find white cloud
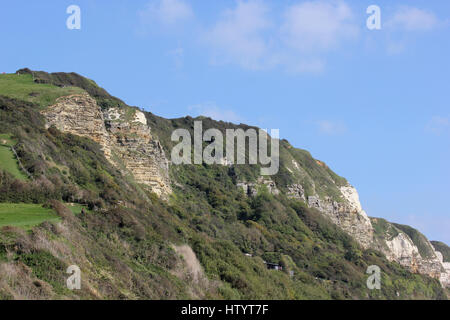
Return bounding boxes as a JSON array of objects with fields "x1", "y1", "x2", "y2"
[
  {"x1": 188, "y1": 102, "x2": 244, "y2": 124},
  {"x1": 426, "y1": 116, "x2": 450, "y2": 135},
  {"x1": 139, "y1": 0, "x2": 193, "y2": 27},
  {"x1": 202, "y1": 0, "x2": 358, "y2": 73},
  {"x1": 138, "y1": 0, "x2": 360, "y2": 73},
  {"x1": 281, "y1": 1, "x2": 358, "y2": 53},
  {"x1": 386, "y1": 7, "x2": 439, "y2": 31},
  {"x1": 204, "y1": 0, "x2": 272, "y2": 70},
  {"x1": 316, "y1": 120, "x2": 347, "y2": 135}
]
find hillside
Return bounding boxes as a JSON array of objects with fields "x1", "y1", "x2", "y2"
[{"x1": 0, "y1": 69, "x2": 448, "y2": 300}]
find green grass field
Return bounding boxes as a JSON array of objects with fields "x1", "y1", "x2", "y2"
[
  {"x1": 66, "y1": 203, "x2": 90, "y2": 215},
  {"x1": 0, "y1": 73, "x2": 85, "y2": 108},
  {"x1": 0, "y1": 133, "x2": 16, "y2": 146},
  {"x1": 0, "y1": 203, "x2": 60, "y2": 229},
  {"x1": 0, "y1": 134, "x2": 28, "y2": 181}
]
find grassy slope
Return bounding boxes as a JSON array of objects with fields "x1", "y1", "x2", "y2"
[
  {"x1": 0, "y1": 73, "x2": 84, "y2": 108},
  {"x1": 0, "y1": 71, "x2": 446, "y2": 300},
  {"x1": 0, "y1": 203, "x2": 59, "y2": 229},
  {"x1": 15, "y1": 68, "x2": 127, "y2": 110},
  {"x1": 0, "y1": 134, "x2": 28, "y2": 181},
  {"x1": 0, "y1": 146, "x2": 27, "y2": 181}
]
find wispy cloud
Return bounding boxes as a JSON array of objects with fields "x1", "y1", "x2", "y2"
[
  {"x1": 281, "y1": 1, "x2": 358, "y2": 53},
  {"x1": 188, "y1": 102, "x2": 244, "y2": 124},
  {"x1": 138, "y1": 1, "x2": 447, "y2": 72},
  {"x1": 204, "y1": 0, "x2": 272, "y2": 70},
  {"x1": 316, "y1": 120, "x2": 347, "y2": 135},
  {"x1": 386, "y1": 7, "x2": 439, "y2": 32},
  {"x1": 426, "y1": 116, "x2": 450, "y2": 135},
  {"x1": 202, "y1": 0, "x2": 358, "y2": 73},
  {"x1": 138, "y1": 0, "x2": 194, "y2": 30},
  {"x1": 380, "y1": 6, "x2": 444, "y2": 55}
]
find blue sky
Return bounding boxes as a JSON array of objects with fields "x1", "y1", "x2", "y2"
[{"x1": 1, "y1": 0, "x2": 449, "y2": 243}]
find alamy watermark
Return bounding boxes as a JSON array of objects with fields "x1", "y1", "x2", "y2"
[
  {"x1": 366, "y1": 265, "x2": 381, "y2": 290},
  {"x1": 171, "y1": 121, "x2": 280, "y2": 176},
  {"x1": 66, "y1": 265, "x2": 81, "y2": 290},
  {"x1": 65, "y1": 4, "x2": 381, "y2": 32},
  {"x1": 66, "y1": 5, "x2": 81, "y2": 30},
  {"x1": 366, "y1": 5, "x2": 381, "y2": 30}
]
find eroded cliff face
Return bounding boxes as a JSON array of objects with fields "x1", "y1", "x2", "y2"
[
  {"x1": 41, "y1": 94, "x2": 112, "y2": 158},
  {"x1": 374, "y1": 226, "x2": 448, "y2": 287},
  {"x1": 104, "y1": 107, "x2": 171, "y2": 198},
  {"x1": 435, "y1": 252, "x2": 450, "y2": 288},
  {"x1": 307, "y1": 185, "x2": 374, "y2": 249},
  {"x1": 303, "y1": 181, "x2": 449, "y2": 288},
  {"x1": 41, "y1": 93, "x2": 171, "y2": 198}
]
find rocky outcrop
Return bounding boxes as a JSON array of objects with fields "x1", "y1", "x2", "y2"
[
  {"x1": 237, "y1": 177, "x2": 280, "y2": 196},
  {"x1": 307, "y1": 185, "x2": 374, "y2": 249},
  {"x1": 296, "y1": 177, "x2": 450, "y2": 287},
  {"x1": 41, "y1": 94, "x2": 112, "y2": 158},
  {"x1": 379, "y1": 231, "x2": 448, "y2": 286},
  {"x1": 287, "y1": 184, "x2": 306, "y2": 201},
  {"x1": 373, "y1": 228, "x2": 449, "y2": 287},
  {"x1": 305, "y1": 181, "x2": 449, "y2": 287},
  {"x1": 435, "y1": 251, "x2": 450, "y2": 288},
  {"x1": 104, "y1": 107, "x2": 171, "y2": 198},
  {"x1": 41, "y1": 94, "x2": 171, "y2": 198}
]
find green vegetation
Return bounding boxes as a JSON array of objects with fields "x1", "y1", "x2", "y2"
[
  {"x1": 15, "y1": 68, "x2": 127, "y2": 110},
  {"x1": 0, "y1": 70, "x2": 447, "y2": 300},
  {"x1": 0, "y1": 73, "x2": 84, "y2": 108},
  {"x1": 0, "y1": 203, "x2": 59, "y2": 229},
  {"x1": 0, "y1": 145, "x2": 28, "y2": 181},
  {"x1": 66, "y1": 203, "x2": 91, "y2": 215},
  {"x1": 0, "y1": 133, "x2": 16, "y2": 146},
  {"x1": 0, "y1": 133, "x2": 28, "y2": 181},
  {"x1": 145, "y1": 112, "x2": 348, "y2": 201},
  {"x1": 372, "y1": 218, "x2": 400, "y2": 240},
  {"x1": 431, "y1": 241, "x2": 450, "y2": 262}
]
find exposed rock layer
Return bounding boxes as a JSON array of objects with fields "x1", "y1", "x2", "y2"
[
  {"x1": 306, "y1": 183, "x2": 449, "y2": 287},
  {"x1": 307, "y1": 187, "x2": 373, "y2": 249},
  {"x1": 41, "y1": 94, "x2": 171, "y2": 198}
]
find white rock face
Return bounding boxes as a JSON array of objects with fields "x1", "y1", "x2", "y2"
[
  {"x1": 340, "y1": 186, "x2": 363, "y2": 213},
  {"x1": 308, "y1": 184, "x2": 374, "y2": 249},
  {"x1": 385, "y1": 233, "x2": 420, "y2": 262},
  {"x1": 380, "y1": 231, "x2": 447, "y2": 287},
  {"x1": 435, "y1": 251, "x2": 450, "y2": 288},
  {"x1": 134, "y1": 110, "x2": 147, "y2": 125},
  {"x1": 292, "y1": 159, "x2": 300, "y2": 171}
]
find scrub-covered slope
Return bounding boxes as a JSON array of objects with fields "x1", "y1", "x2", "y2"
[{"x1": 0, "y1": 70, "x2": 447, "y2": 299}]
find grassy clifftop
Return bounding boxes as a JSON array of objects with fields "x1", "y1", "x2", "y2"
[
  {"x1": 15, "y1": 68, "x2": 127, "y2": 110},
  {"x1": 0, "y1": 73, "x2": 84, "y2": 108}
]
